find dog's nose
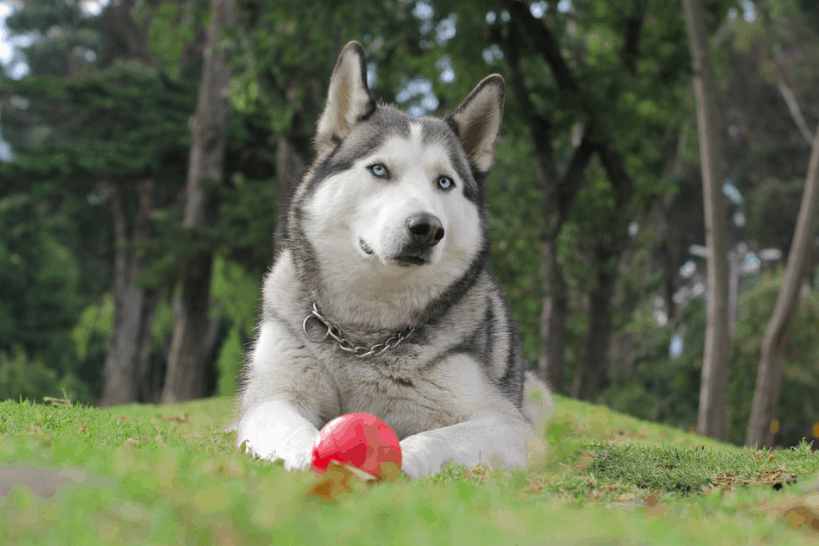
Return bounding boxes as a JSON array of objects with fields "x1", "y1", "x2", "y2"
[{"x1": 407, "y1": 214, "x2": 445, "y2": 247}]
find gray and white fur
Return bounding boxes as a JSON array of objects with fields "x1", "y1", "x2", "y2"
[{"x1": 235, "y1": 41, "x2": 553, "y2": 479}]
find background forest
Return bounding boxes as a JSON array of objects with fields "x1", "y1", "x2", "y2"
[{"x1": 1, "y1": 0, "x2": 817, "y2": 450}]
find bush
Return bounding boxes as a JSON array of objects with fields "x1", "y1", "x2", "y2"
[{"x1": 0, "y1": 347, "x2": 92, "y2": 404}]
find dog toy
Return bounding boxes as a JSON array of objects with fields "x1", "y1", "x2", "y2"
[{"x1": 311, "y1": 413, "x2": 402, "y2": 481}]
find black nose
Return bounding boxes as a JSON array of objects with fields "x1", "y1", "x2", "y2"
[{"x1": 407, "y1": 214, "x2": 445, "y2": 247}]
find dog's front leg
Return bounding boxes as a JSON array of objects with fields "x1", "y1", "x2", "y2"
[
  {"x1": 399, "y1": 416, "x2": 544, "y2": 479},
  {"x1": 237, "y1": 399, "x2": 321, "y2": 471}
]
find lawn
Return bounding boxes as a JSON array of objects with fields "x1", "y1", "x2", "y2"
[{"x1": 1, "y1": 395, "x2": 818, "y2": 544}]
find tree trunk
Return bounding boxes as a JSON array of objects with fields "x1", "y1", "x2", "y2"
[
  {"x1": 746, "y1": 126, "x2": 819, "y2": 447},
  {"x1": 571, "y1": 251, "x2": 617, "y2": 401},
  {"x1": 539, "y1": 237, "x2": 567, "y2": 392},
  {"x1": 273, "y1": 137, "x2": 302, "y2": 256},
  {"x1": 503, "y1": 23, "x2": 568, "y2": 393},
  {"x1": 162, "y1": 0, "x2": 236, "y2": 404},
  {"x1": 654, "y1": 126, "x2": 689, "y2": 322},
  {"x1": 683, "y1": 0, "x2": 731, "y2": 440},
  {"x1": 99, "y1": 181, "x2": 160, "y2": 407}
]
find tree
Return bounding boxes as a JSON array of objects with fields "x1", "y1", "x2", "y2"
[
  {"x1": 746, "y1": 126, "x2": 819, "y2": 447},
  {"x1": 1, "y1": 0, "x2": 205, "y2": 405},
  {"x1": 499, "y1": 4, "x2": 595, "y2": 394},
  {"x1": 0, "y1": 69, "x2": 196, "y2": 405},
  {"x1": 98, "y1": 178, "x2": 162, "y2": 406},
  {"x1": 162, "y1": 0, "x2": 237, "y2": 403},
  {"x1": 682, "y1": 0, "x2": 731, "y2": 440}
]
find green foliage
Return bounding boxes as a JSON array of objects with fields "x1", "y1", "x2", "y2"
[
  {"x1": 0, "y1": 192, "x2": 86, "y2": 373},
  {"x1": 0, "y1": 65, "x2": 196, "y2": 179},
  {"x1": 71, "y1": 295, "x2": 113, "y2": 363},
  {"x1": 729, "y1": 269, "x2": 819, "y2": 447},
  {"x1": 0, "y1": 348, "x2": 91, "y2": 404},
  {"x1": 745, "y1": 179, "x2": 805, "y2": 254},
  {"x1": 0, "y1": 62, "x2": 197, "y2": 403},
  {"x1": 210, "y1": 257, "x2": 260, "y2": 396},
  {"x1": 600, "y1": 298, "x2": 705, "y2": 433},
  {"x1": 602, "y1": 267, "x2": 819, "y2": 448},
  {"x1": 211, "y1": 171, "x2": 279, "y2": 277},
  {"x1": 142, "y1": 0, "x2": 207, "y2": 80},
  {"x1": 487, "y1": 133, "x2": 544, "y2": 361},
  {"x1": 228, "y1": 0, "x2": 427, "y2": 157},
  {"x1": 4, "y1": 0, "x2": 99, "y2": 78}
]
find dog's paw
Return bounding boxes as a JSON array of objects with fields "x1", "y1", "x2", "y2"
[
  {"x1": 280, "y1": 449, "x2": 313, "y2": 472},
  {"x1": 240, "y1": 436, "x2": 316, "y2": 472},
  {"x1": 400, "y1": 435, "x2": 450, "y2": 479}
]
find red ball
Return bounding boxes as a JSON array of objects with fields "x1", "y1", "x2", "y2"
[{"x1": 311, "y1": 413, "x2": 402, "y2": 478}]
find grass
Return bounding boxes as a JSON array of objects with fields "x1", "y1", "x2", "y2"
[{"x1": 0, "y1": 394, "x2": 818, "y2": 544}]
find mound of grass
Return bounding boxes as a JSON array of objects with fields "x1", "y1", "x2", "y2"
[
  {"x1": 585, "y1": 442, "x2": 806, "y2": 494},
  {"x1": 1, "y1": 395, "x2": 818, "y2": 545}
]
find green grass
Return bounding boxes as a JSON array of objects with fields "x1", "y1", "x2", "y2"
[{"x1": 1, "y1": 395, "x2": 818, "y2": 544}]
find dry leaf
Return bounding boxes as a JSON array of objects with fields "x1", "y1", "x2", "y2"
[
  {"x1": 760, "y1": 493, "x2": 819, "y2": 533},
  {"x1": 783, "y1": 505, "x2": 819, "y2": 532},
  {"x1": 306, "y1": 460, "x2": 381, "y2": 501},
  {"x1": 379, "y1": 462, "x2": 401, "y2": 483},
  {"x1": 43, "y1": 397, "x2": 73, "y2": 407}
]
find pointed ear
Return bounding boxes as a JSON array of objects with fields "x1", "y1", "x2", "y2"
[
  {"x1": 315, "y1": 41, "x2": 376, "y2": 152},
  {"x1": 447, "y1": 75, "x2": 505, "y2": 173}
]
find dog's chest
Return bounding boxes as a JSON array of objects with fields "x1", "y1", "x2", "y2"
[{"x1": 319, "y1": 346, "x2": 464, "y2": 439}]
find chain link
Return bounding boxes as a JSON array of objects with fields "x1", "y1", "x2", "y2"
[{"x1": 302, "y1": 303, "x2": 414, "y2": 358}]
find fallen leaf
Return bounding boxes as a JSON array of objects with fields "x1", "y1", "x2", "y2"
[
  {"x1": 306, "y1": 460, "x2": 378, "y2": 501},
  {"x1": 759, "y1": 492, "x2": 819, "y2": 534},
  {"x1": 783, "y1": 506, "x2": 819, "y2": 532},
  {"x1": 43, "y1": 397, "x2": 73, "y2": 407}
]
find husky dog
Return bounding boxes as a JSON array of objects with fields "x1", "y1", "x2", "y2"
[{"x1": 236, "y1": 41, "x2": 553, "y2": 479}]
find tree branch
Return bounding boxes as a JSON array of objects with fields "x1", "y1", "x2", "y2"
[
  {"x1": 554, "y1": 126, "x2": 598, "y2": 235},
  {"x1": 504, "y1": 0, "x2": 580, "y2": 96},
  {"x1": 503, "y1": 15, "x2": 556, "y2": 186},
  {"x1": 505, "y1": 0, "x2": 636, "y2": 205},
  {"x1": 772, "y1": 44, "x2": 815, "y2": 145},
  {"x1": 621, "y1": 4, "x2": 646, "y2": 76},
  {"x1": 597, "y1": 139, "x2": 635, "y2": 208}
]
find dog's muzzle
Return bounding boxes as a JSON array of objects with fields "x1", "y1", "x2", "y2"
[{"x1": 407, "y1": 214, "x2": 444, "y2": 247}]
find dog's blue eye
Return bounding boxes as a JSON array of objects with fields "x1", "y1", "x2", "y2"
[
  {"x1": 369, "y1": 163, "x2": 389, "y2": 178},
  {"x1": 437, "y1": 176, "x2": 454, "y2": 191}
]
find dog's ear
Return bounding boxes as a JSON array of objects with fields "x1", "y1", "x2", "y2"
[
  {"x1": 446, "y1": 75, "x2": 505, "y2": 173},
  {"x1": 315, "y1": 41, "x2": 376, "y2": 153}
]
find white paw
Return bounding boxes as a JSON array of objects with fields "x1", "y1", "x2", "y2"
[
  {"x1": 240, "y1": 432, "x2": 318, "y2": 472},
  {"x1": 279, "y1": 448, "x2": 313, "y2": 472},
  {"x1": 400, "y1": 435, "x2": 454, "y2": 479}
]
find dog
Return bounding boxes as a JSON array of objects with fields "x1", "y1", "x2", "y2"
[{"x1": 235, "y1": 41, "x2": 553, "y2": 479}]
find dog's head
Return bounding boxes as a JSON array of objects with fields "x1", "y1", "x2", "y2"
[{"x1": 287, "y1": 41, "x2": 504, "y2": 326}]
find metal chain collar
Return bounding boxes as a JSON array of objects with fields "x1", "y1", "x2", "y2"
[{"x1": 302, "y1": 303, "x2": 415, "y2": 358}]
